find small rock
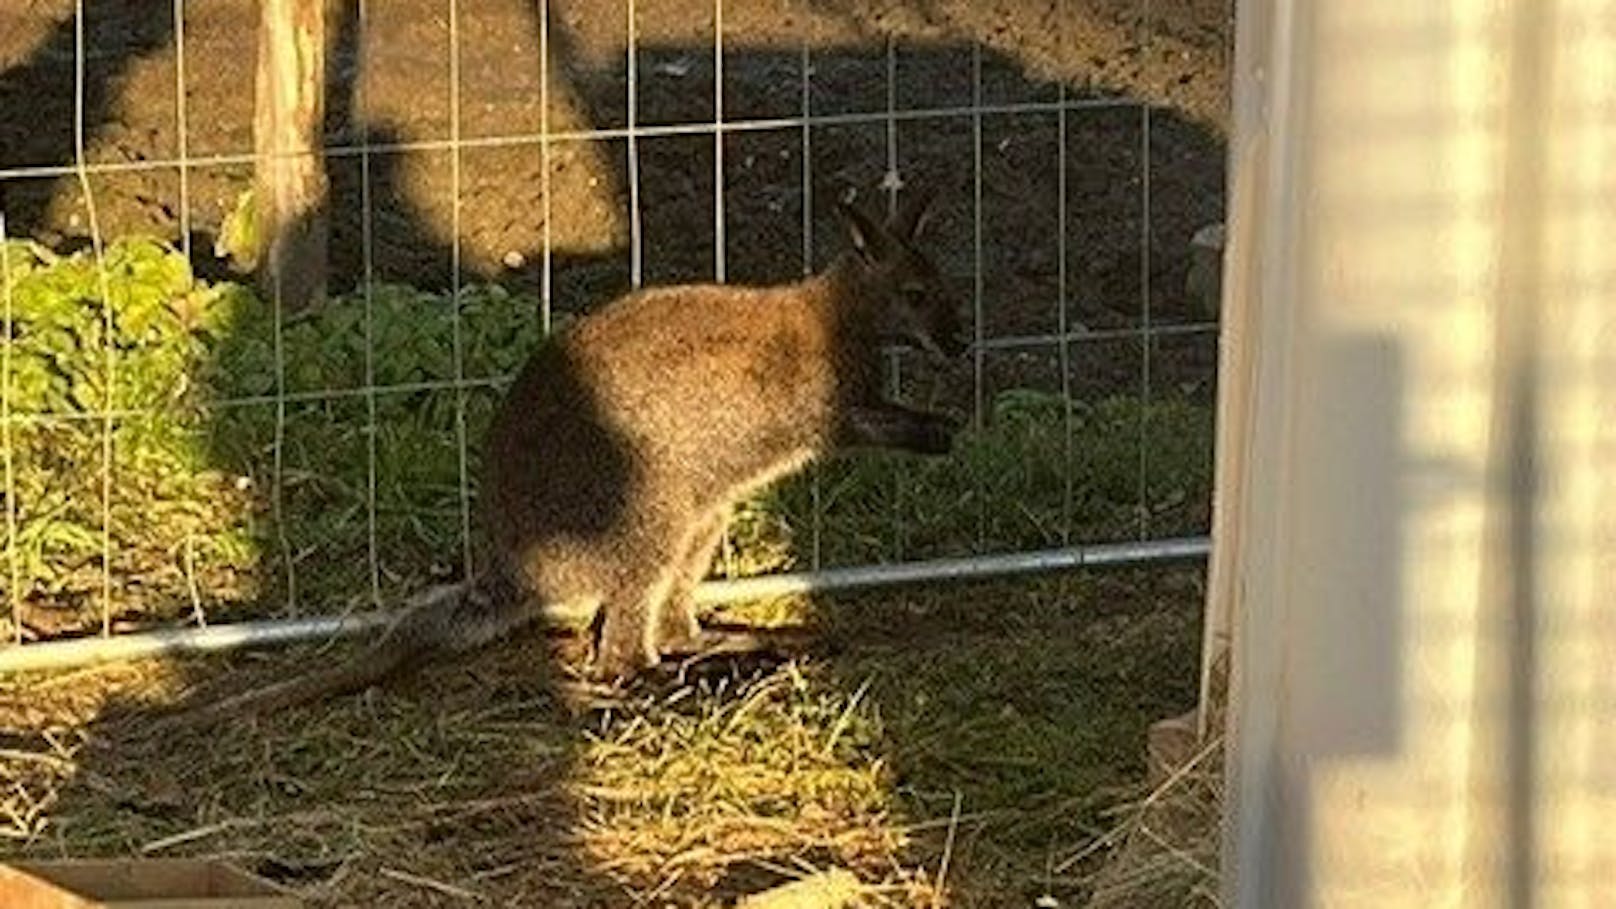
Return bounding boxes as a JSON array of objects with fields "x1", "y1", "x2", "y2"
[
  {"x1": 1186, "y1": 221, "x2": 1226, "y2": 320},
  {"x1": 654, "y1": 58, "x2": 693, "y2": 78}
]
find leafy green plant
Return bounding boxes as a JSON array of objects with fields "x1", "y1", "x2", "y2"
[{"x1": 2, "y1": 238, "x2": 257, "y2": 636}]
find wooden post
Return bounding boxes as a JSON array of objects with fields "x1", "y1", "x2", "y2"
[
  {"x1": 1217, "y1": 1, "x2": 1616, "y2": 904},
  {"x1": 254, "y1": 0, "x2": 328, "y2": 310}
]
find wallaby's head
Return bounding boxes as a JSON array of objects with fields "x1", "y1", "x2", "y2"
[{"x1": 834, "y1": 186, "x2": 968, "y2": 359}]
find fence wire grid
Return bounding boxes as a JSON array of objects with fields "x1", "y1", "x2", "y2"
[{"x1": 0, "y1": 0, "x2": 1224, "y2": 665}]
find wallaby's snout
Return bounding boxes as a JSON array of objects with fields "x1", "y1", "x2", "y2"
[{"x1": 834, "y1": 183, "x2": 968, "y2": 362}]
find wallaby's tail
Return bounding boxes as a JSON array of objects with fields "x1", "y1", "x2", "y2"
[
  {"x1": 158, "y1": 571, "x2": 530, "y2": 728},
  {"x1": 160, "y1": 631, "x2": 427, "y2": 727}
]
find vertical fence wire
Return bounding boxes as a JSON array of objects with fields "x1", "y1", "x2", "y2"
[
  {"x1": 173, "y1": 0, "x2": 192, "y2": 262},
  {"x1": 264, "y1": 12, "x2": 295, "y2": 616},
  {"x1": 1057, "y1": 0, "x2": 1074, "y2": 547},
  {"x1": 714, "y1": 0, "x2": 726, "y2": 285},
  {"x1": 359, "y1": 0, "x2": 382, "y2": 608},
  {"x1": 884, "y1": 35, "x2": 906, "y2": 560},
  {"x1": 1, "y1": 213, "x2": 17, "y2": 644},
  {"x1": 715, "y1": 0, "x2": 734, "y2": 572},
  {"x1": 178, "y1": 0, "x2": 204, "y2": 634},
  {"x1": 1137, "y1": 1, "x2": 1155, "y2": 541},
  {"x1": 626, "y1": 0, "x2": 643, "y2": 289},
  {"x1": 970, "y1": 43, "x2": 986, "y2": 550},
  {"x1": 448, "y1": 0, "x2": 474, "y2": 577},
  {"x1": 271, "y1": 219, "x2": 294, "y2": 613},
  {"x1": 540, "y1": 0, "x2": 553, "y2": 335},
  {"x1": 801, "y1": 3, "x2": 821, "y2": 571},
  {"x1": 73, "y1": 0, "x2": 117, "y2": 637}
]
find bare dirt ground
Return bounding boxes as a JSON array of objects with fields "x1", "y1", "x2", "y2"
[{"x1": 1, "y1": 1, "x2": 1230, "y2": 905}]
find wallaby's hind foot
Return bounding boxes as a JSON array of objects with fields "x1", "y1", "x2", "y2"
[
  {"x1": 655, "y1": 602, "x2": 705, "y2": 656},
  {"x1": 588, "y1": 574, "x2": 669, "y2": 683},
  {"x1": 588, "y1": 625, "x2": 659, "y2": 684},
  {"x1": 653, "y1": 514, "x2": 728, "y2": 656}
]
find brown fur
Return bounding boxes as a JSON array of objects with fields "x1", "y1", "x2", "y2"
[{"x1": 170, "y1": 185, "x2": 964, "y2": 724}]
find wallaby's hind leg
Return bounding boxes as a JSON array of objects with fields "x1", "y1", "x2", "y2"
[
  {"x1": 655, "y1": 513, "x2": 815, "y2": 667},
  {"x1": 590, "y1": 558, "x2": 680, "y2": 682},
  {"x1": 655, "y1": 513, "x2": 728, "y2": 654}
]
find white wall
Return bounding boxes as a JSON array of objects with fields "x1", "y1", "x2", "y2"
[{"x1": 1209, "y1": 1, "x2": 1615, "y2": 904}]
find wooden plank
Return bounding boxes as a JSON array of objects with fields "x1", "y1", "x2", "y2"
[
  {"x1": 0, "y1": 859, "x2": 299, "y2": 908},
  {"x1": 253, "y1": 0, "x2": 329, "y2": 311}
]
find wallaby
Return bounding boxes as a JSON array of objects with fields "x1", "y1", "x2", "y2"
[{"x1": 170, "y1": 184, "x2": 965, "y2": 725}]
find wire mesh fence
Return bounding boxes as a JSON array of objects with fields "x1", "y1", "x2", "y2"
[{"x1": 0, "y1": 0, "x2": 1225, "y2": 667}]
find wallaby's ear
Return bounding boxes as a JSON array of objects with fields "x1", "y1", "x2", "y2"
[
  {"x1": 888, "y1": 183, "x2": 938, "y2": 242},
  {"x1": 834, "y1": 199, "x2": 889, "y2": 264}
]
